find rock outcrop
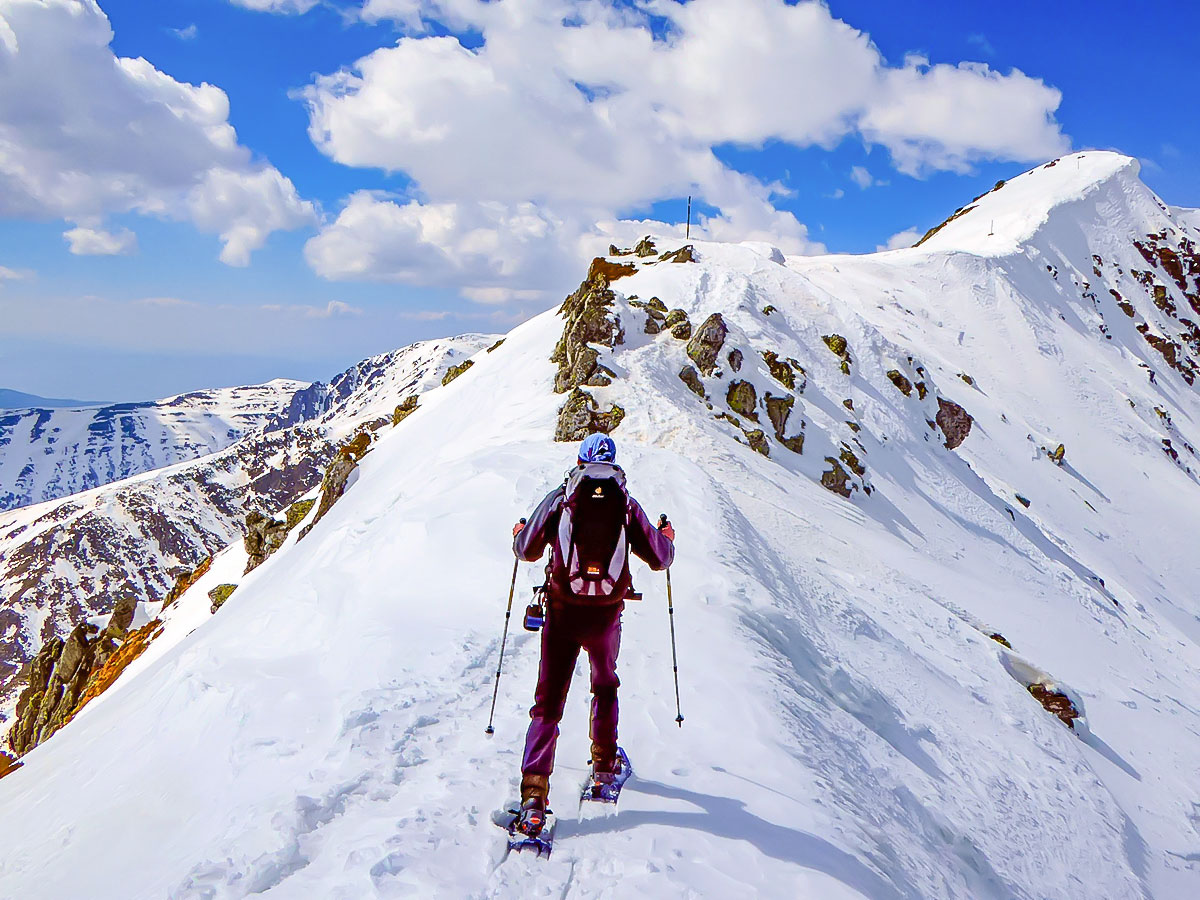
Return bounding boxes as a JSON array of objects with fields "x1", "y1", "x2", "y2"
[
  {"x1": 8, "y1": 594, "x2": 137, "y2": 755},
  {"x1": 936, "y1": 397, "x2": 974, "y2": 449},
  {"x1": 686, "y1": 314, "x2": 728, "y2": 375},
  {"x1": 441, "y1": 360, "x2": 474, "y2": 386},
  {"x1": 554, "y1": 389, "x2": 626, "y2": 442},
  {"x1": 392, "y1": 396, "x2": 419, "y2": 425},
  {"x1": 726, "y1": 381, "x2": 759, "y2": 420},
  {"x1": 208, "y1": 584, "x2": 237, "y2": 614}
]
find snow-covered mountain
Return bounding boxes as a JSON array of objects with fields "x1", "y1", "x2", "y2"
[
  {"x1": 0, "y1": 380, "x2": 305, "y2": 511},
  {"x1": 3, "y1": 152, "x2": 1200, "y2": 899},
  {"x1": 0, "y1": 336, "x2": 491, "y2": 726}
]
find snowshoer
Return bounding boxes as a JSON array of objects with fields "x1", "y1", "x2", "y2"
[{"x1": 510, "y1": 433, "x2": 674, "y2": 835}]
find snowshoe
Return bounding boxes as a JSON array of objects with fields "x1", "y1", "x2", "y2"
[
  {"x1": 492, "y1": 801, "x2": 557, "y2": 858},
  {"x1": 581, "y1": 746, "x2": 632, "y2": 805}
]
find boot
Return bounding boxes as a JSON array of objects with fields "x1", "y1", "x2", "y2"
[
  {"x1": 517, "y1": 773, "x2": 549, "y2": 836},
  {"x1": 591, "y1": 741, "x2": 618, "y2": 776}
]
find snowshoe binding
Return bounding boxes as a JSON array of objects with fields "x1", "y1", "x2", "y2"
[
  {"x1": 581, "y1": 746, "x2": 632, "y2": 805},
  {"x1": 493, "y1": 798, "x2": 556, "y2": 858}
]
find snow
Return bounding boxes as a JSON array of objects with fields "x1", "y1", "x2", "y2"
[
  {"x1": 2, "y1": 155, "x2": 1200, "y2": 897},
  {"x1": 0, "y1": 379, "x2": 306, "y2": 511}
]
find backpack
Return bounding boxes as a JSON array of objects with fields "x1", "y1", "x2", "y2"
[{"x1": 555, "y1": 462, "x2": 630, "y2": 601}]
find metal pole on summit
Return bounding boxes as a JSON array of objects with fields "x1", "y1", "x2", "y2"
[
  {"x1": 686, "y1": 196, "x2": 692, "y2": 241},
  {"x1": 660, "y1": 514, "x2": 684, "y2": 728},
  {"x1": 485, "y1": 519, "x2": 525, "y2": 736}
]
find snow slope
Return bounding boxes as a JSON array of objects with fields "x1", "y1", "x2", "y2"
[
  {"x1": 2, "y1": 153, "x2": 1200, "y2": 899},
  {"x1": 0, "y1": 380, "x2": 305, "y2": 511}
]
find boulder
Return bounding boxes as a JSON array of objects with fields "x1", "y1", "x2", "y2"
[
  {"x1": 659, "y1": 245, "x2": 696, "y2": 263},
  {"x1": 685, "y1": 313, "x2": 728, "y2": 375},
  {"x1": 392, "y1": 395, "x2": 419, "y2": 425},
  {"x1": 936, "y1": 397, "x2": 973, "y2": 449},
  {"x1": 208, "y1": 584, "x2": 237, "y2": 614},
  {"x1": 679, "y1": 366, "x2": 706, "y2": 398},
  {"x1": 244, "y1": 511, "x2": 290, "y2": 573},
  {"x1": 761, "y1": 351, "x2": 795, "y2": 390},
  {"x1": 634, "y1": 236, "x2": 657, "y2": 257},
  {"x1": 551, "y1": 262, "x2": 626, "y2": 392},
  {"x1": 886, "y1": 370, "x2": 913, "y2": 396},
  {"x1": 728, "y1": 349, "x2": 743, "y2": 372},
  {"x1": 821, "y1": 459, "x2": 852, "y2": 497},
  {"x1": 664, "y1": 309, "x2": 691, "y2": 340},
  {"x1": 726, "y1": 381, "x2": 759, "y2": 420},
  {"x1": 554, "y1": 388, "x2": 625, "y2": 442},
  {"x1": 441, "y1": 359, "x2": 474, "y2": 386}
]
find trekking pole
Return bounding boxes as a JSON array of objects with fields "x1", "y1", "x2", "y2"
[
  {"x1": 485, "y1": 519, "x2": 524, "y2": 736},
  {"x1": 660, "y1": 514, "x2": 684, "y2": 728}
]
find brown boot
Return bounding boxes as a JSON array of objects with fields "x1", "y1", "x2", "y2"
[
  {"x1": 590, "y1": 741, "x2": 618, "y2": 775},
  {"x1": 520, "y1": 772, "x2": 549, "y2": 806}
]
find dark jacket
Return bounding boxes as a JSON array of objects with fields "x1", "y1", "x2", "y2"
[{"x1": 514, "y1": 475, "x2": 674, "y2": 604}]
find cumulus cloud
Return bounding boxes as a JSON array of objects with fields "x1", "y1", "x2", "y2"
[
  {"x1": 299, "y1": 0, "x2": 1068, "y2": 297},
  {"x1": 0, "y1": 0, "x2": 315, "y2": 264},
  {"x1": 877, "y1": 227, "x2": 923, "y2": 252},
  {"x1": 64, "y1": 226, "x2": 138, "y2": 256}
]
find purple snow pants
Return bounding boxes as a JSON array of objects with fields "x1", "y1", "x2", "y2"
[{"x1": 521, "y1": 600, "x2": 623, "y2": 777}]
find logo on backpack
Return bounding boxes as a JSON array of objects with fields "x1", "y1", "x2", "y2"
[{"x1": 556, "y1": 462, "x2": 630, "y2": 600}]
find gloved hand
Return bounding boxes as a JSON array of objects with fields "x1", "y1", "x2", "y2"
[
  {"x1": 658, "y1": 516, "x2": 675, "y2": 542},
  {"x1": 512, "y1": 518, "x2": 526, "y2": 537}
]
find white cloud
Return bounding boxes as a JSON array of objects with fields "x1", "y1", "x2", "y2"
[
  {"x1": 63, "y1": 226, "x2": 138, "y2": 256},
  {"x1": 299, "y1": 0, "x2": 1068, "y2": 297},
  {"x1": 850, "y1": 166, "x2": 875, "y2": 189},
  {"x1": 877, "y1": 227, "x2": 923, "y2": 252},
  {"x1": 0, "y1": 265, "x2": 32, "y2": 284},
  {"x1": 169, "y1": 23, "x2": 198, "y2": 40},
  {"x1": 0, "y1": 0, "x2": 316, "y2": 264},
  {"x1": 229, "y1": 0, "x2": 320, "y2": 13}
]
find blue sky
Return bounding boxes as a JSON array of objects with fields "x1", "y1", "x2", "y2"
[{"x1": 1, "y1": 0, "x2": 1196, "y2": 401}]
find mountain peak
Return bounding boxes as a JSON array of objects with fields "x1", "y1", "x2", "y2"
[{"x1": 910, "y1": 151, "x2": 1152, "y2": 254}]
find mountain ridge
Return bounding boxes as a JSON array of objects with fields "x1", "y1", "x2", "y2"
[{"x1": 2, "y1": 155, "x2": 1200, "y2": 898}]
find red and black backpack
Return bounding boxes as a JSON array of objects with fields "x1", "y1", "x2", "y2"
[{"x1": 554, "y1": 462, "x2": 630, "y2": 602}]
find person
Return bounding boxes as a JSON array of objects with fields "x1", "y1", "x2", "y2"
[{"x1": 510, "y1": 433, "x2": 674, "y2": 834}]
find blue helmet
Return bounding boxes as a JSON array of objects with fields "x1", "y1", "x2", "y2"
[{"x1": 578, "y1": 432, "x2": 616, "y2": 463}]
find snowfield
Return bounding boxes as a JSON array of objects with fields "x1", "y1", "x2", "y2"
[{"x1": 2, "y1": 152, "x2": 1200, "y2": 899}]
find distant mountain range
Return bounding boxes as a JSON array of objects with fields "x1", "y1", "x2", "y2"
[{"x1": 0, "y1": 389, "x2": 105, "y2": 409}]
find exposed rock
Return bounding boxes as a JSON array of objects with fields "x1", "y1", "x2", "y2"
[
  {"x1": 285, "y1": 498, "x2": 316, "y2": 531},
  {"x1": 764, "y1": 393, "x2": 803, "y2": 454},
  {"x1": 342, "y1": 431, "x2": 372, "y2": 461},
  {"x1": 161, "y1": 556, "x2": 213, "y2": 610},
  {"x1": 664, "y1": 309, "x2": 692, "y2": 340},
  {"x1": 959, "y1": 373, "x2": 975, "y2": 386},
  {"x1": 989, "y1": 633, "x2": 1012, "y2": 649},
  {"x1": 392, "y1": 396, "x2": 419, "y2": 426},
  {"x1": 631, "y1": 298, "x2": 667, "y2": 335},
  {"x1": 936, "y1": 397, "x2": 973, "y2": 449},
  {"x1": 761, "y1": 351, "x2": 795, "y2": 390},
  {"x1": 821, "y1": 459, "x2": 852, "y2": 497},
  {"x1": 588, "y1": 257, "x2": 637, "y2": 283},
  {"x1": 208, "y1": 584, "x2": 237, "y2": 614},
  {"x1": 679, "y1": 366, "x2": 706, "y2": 398},
  {"x1": 1048, "y1": 444, "x2": 1066, "y2": 466},
  {"x1": 915, "y1": 381, "x2": 928, "y2": 400},
  {"x1": 762, "y1": 305, "x2": 777, "y2": 316},
  {"x1": 554, "y1": 388, "x2": 625, "y2": 441},
  {"x1": 686, "y1": 314, "x2": 728, "y2": 375},
  {"x1": 441, "y1": 359, "x2": 474, "y2": 386},
  {"x1": 839, "y1": 447, "x2": 865, "y2": 477},
  {"x1": 244, "y1": 511, "x2": 290, "y2": 574},
  {"x1": 886, "y1": 370, "x2": 913, "y2": 396},
  {"x1": 487, "y1": 338, "x2": 505, "y2": 353},
  {"x1": 297, "y1": 450, "x2": 359, "y2": 543},
  {"x1": 551, "y1": 262, "x2": 626, "y2": 392},
  {"x1": 1016, "y1": 494, "x2": 1031, "y2": 508},
  {"x1": 67, "y1": 619, "x2": 164, "y2": 726},
  {"x1": 609, "y1": 243, "x2": 633, "y2": 257},
  {"x1": 0, "y1": 750, "x2": 20, "y2": 779},
  {"x1": 1028, "y1": 682, "x2": 1081, "y2": 730},
  {"x1": 822, "y1": 334, "x2": 852, "y2": 374},
  {"x1": 8, "y1": 622, "x2": 97, "y2": 755},
  {"x1": 659, "y1": 245, "x2": 696, "y2": 263},
  {"x1": 726, "y1": 381, "x2": 759, "y2": 420},
  {"x1": 728, "y1": 349, "x2": 743, "y2": 372},
  {"x1": 745, "y1": 429, "x2": 770, "y2": 457},
  {"x1": 634, "y1": 236, "x2": 657, "y2": 257}
]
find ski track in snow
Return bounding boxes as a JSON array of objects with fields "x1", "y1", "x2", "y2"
[{"x1": 2, "y1": 152, "x2": 1200, "y2": 898}]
